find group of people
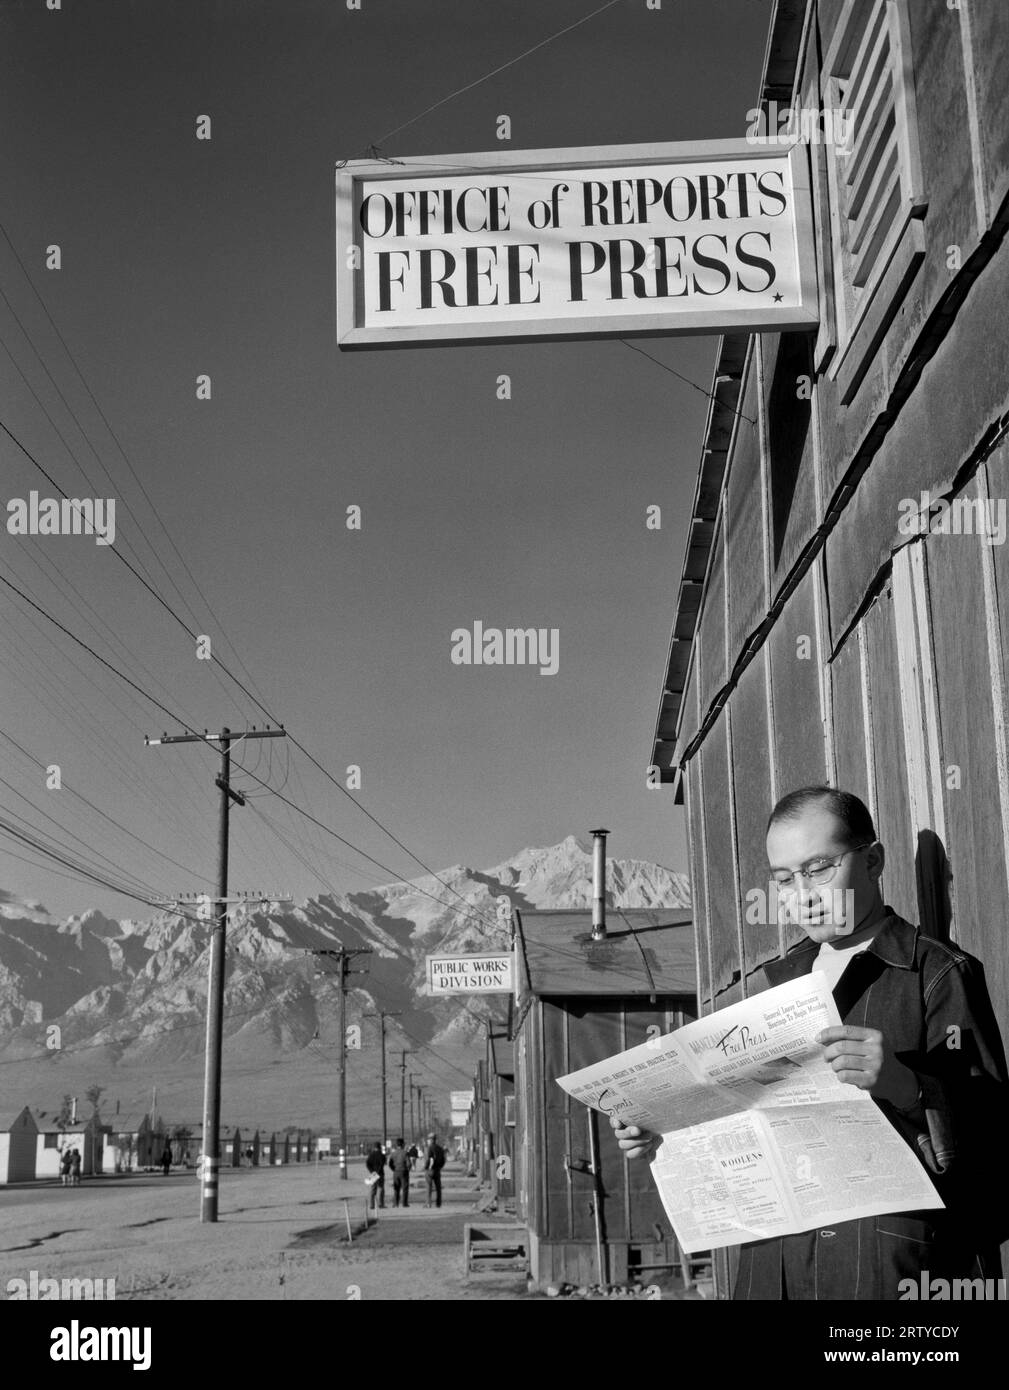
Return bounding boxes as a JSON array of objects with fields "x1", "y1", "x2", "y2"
[
  {"x1": 366, "y1": 1133, "x2": 447, "y2": 1210},
  {"x1": 58, "y1": 1148, "x2": 82, "y2": 1186}
]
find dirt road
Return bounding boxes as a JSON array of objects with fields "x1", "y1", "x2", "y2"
[{"x1": 0, "y1": 1161, "x2": 529, "y2": 1301}]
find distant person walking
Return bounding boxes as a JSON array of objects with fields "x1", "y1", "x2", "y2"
[
  {"x1": 424, "y1": 1132, "x2": 445, "y2": 1208},
  {"x1": 69, "y1": 1148, "x2": 81, "y2": 1187},
  {"x1": 365, "y1": 1141, "x2": 386, "y2": 1209},
  {"x1": 59, "y1": 1148, "x2": 72, "y2": 1187},
  {"x1": 161, "y1": 1145, "x2": 172, "y2": 1177},
  {"x1": 388, "y1": 1137, "x2": 411, "y2": 1208}
]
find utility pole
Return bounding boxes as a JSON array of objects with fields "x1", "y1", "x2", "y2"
[
  {"x1": 408, "y1": 1073, "x2": 416, "y2": 1142},
  {"x1": 363, "y1": 1010, "x2": 401, "y2": 1148},
  {"x1": 147, "y1": 724, "x2": 286, "y2": 1223},
  {"x1": 397, "y1": 1050, "x2": 412, "y2": 1140},
  {"x1": 416, "y1": 1085, "x2": 426, "y2": 1140},
  {"x1": 310, "y1": 947, "x2": 372, "y2": 1177}
]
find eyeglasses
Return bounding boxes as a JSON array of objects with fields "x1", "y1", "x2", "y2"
[{"x1": 769, "y1": 844, "x2": 873, "y2": 894}]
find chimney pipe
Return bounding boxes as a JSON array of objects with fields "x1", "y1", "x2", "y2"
[
  {"x1": 71, "y1": 1096, "x2": 78, "y2": 1125},
  {"x1": 590, "y1": 829, "x2": 609, "y2": 940}
]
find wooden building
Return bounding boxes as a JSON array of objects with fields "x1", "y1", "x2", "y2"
[
  {"x1": 168, "y1": 1125, "x2": 198, "y2": 1167},
  {"x1": 650, "y1": 0, "x2": 1009, "y2": 1293},
  {"x1": 473, "y1": 1058, "x2": 489, "y2": 1184},
  {"x1": 138, "y1": 1115, "x2": 164, "y2": 1168},
  {"x1": 36, "y1": 1123, "x2": 65, "y2": 1178},
  {"x1": 462, "y1": 1081, "x2": 479, "y2": 1176},
  {"x1": 218, "y1": 1126, "x2": 242, "y2": 1167},
  {"x1": 101, "y1": 1114, "x2": 145, "y2": 1172},
  {"x1": 0, "y1": 1107, "x2": 38, "y2": 1184},
  {"x1": 35, "y1": 1118, "x2": 103, "y2": 1178},
  {"x1": 486, "y1": 1031, "x2": 515, "y2": 1207},
  {"x1": 512, "y1": 908, "x2": 695, "y2": 1289}
]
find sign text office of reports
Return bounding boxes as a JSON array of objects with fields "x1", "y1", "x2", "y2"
[{"x1": 335, "y1": 140, "x2": 818, "y2": 348}]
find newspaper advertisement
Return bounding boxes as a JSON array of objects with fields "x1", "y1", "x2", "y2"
[{"x1": 556, "y1": 973, "x2": 943, "y2": 1252}]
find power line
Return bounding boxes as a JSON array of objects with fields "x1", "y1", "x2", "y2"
[
  {"x1": 618, "y1": 339, "x2": 756, "y2": 424},
  {"x1": 0, "y1": 413, "x2": 502, "y2": 936},
  {"x1": 0, "y1": 416, "x2": 249, "y2": 724},
  {"x1": 0, "y1": 544, "x2": 222, "y2": 840},
  {"x1": 0, "y1": 278, "x2": 505, "y2": 928},
  {"x1": 0, "y1": 616, "x2": 215, "y2": 873},
  {"x1": 0, "y1": 217, "x2": 267, "y2": 716},
  {"x1": 0, "y1": 564, "x2": 506, "y2": 941},
  {"x1": 5, "y1": 557, "x2": 502, "y2": 935},
  {"x1": 0, "y1": 727, "x2": 208, "y2": 884},
  {"x1": 282, "y1": 741, "x2": 503, "y2": 936},
  {"x1": 371, "y1": 0, "x2": 625, "y2": 146},
  {"x1": 0, "y1": 813, "x2": 202, "y2": 922},
  {"x1": 0, "y1": 782, "x2": 163, "y2": 899},
  {"x1": 393, "y1": 1017, "x2": 476, "y2": 1086}
]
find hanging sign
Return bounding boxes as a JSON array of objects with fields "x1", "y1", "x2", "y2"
[
  {"x1": 335, "y1": 140, "x2": 817, "y2": 349},
  {"x1": 425, "y1": 954, "x2": 516, "y2": 995}
]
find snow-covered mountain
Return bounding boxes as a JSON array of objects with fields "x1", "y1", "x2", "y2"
[{"x1": 0, "y1": 841, "x2": 690, "y2": 1124}]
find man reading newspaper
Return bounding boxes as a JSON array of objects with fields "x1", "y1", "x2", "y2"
[{"x1": 613, "y1": 786, "x2": 1009, "y2": 1299}]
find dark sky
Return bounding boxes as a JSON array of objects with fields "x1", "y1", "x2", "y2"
[{"x1": 0, "y1": 0, "x2": 772, "y2": 920}]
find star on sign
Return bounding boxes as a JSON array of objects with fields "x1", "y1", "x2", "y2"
[{"x1": 773, "y1": 292, "x2": 784, "y2": 302}]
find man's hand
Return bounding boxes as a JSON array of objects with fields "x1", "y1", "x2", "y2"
[
  {"x1": 607, "y1": 1113, "x2": 661, "y2": 1161},
  {"x1": 816, "y1": 1025, "x2": 920, "y2": 1109}
]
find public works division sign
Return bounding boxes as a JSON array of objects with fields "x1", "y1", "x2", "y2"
[
  {"x1": 335, "y1": 141, "x2": 818, "y2": 349},
  {"x1": 426, "y1": 954, "x2": 515, "y2": 995}
]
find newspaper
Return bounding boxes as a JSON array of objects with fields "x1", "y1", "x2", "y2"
[{"x1": 556, "y1": 973, "x2": 943, "y2": 1252}]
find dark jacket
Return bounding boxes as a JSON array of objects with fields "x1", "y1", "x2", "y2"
[
  {"x1": 387, "y1": 1146, "x2": 411, "y2": 1176},
  {"x1": 365, "y1": 1150, "x2": 385, "y2": 1176},
  {"x1": 733, "y1": 910, "x2": 1009, "y2": 1300},
  {"x1": 425, "y1": 1143, "x2": 445, "y2": 1172}
]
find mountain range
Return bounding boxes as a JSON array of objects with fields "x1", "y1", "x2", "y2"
[{"x1": 0, "y1": 836, "x2": 690, "y2": 1132}]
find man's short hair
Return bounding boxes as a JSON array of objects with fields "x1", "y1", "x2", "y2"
[{"x1": 767, "y1": 785, "x2": 876, "y2": 847}]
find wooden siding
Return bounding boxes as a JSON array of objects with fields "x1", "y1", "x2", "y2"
[
  {"x1": 862, "y1": 586, "x2": 919, "y2": 925},
  {"x1": 684, "y1": 772, "x2": 712, "y2": 1012},
  {"x1": 763, "y1": 332, "x2": 818, "y2": 587},
  {"x1": 697, "y1": 514, "x2": 727, "y2": 715},
  {"x1": 768, "y1": 567, "x2": 827, "y2": 802},
  {"x1": 730, "y1": 657, "x2": 778, "y2": 981},
  {"x1": 701, "y1": 718, "x2": 741, "y2": 998},
  {"x1": 675, "y1": 0, "x2": 1009, "y2": 1296},
  {"x1": 514, "y1": 996, "x2": 695, "y2": 1287},
  {"x1": 724, "y1": 368, "x2": 764, "y2": 660}
]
